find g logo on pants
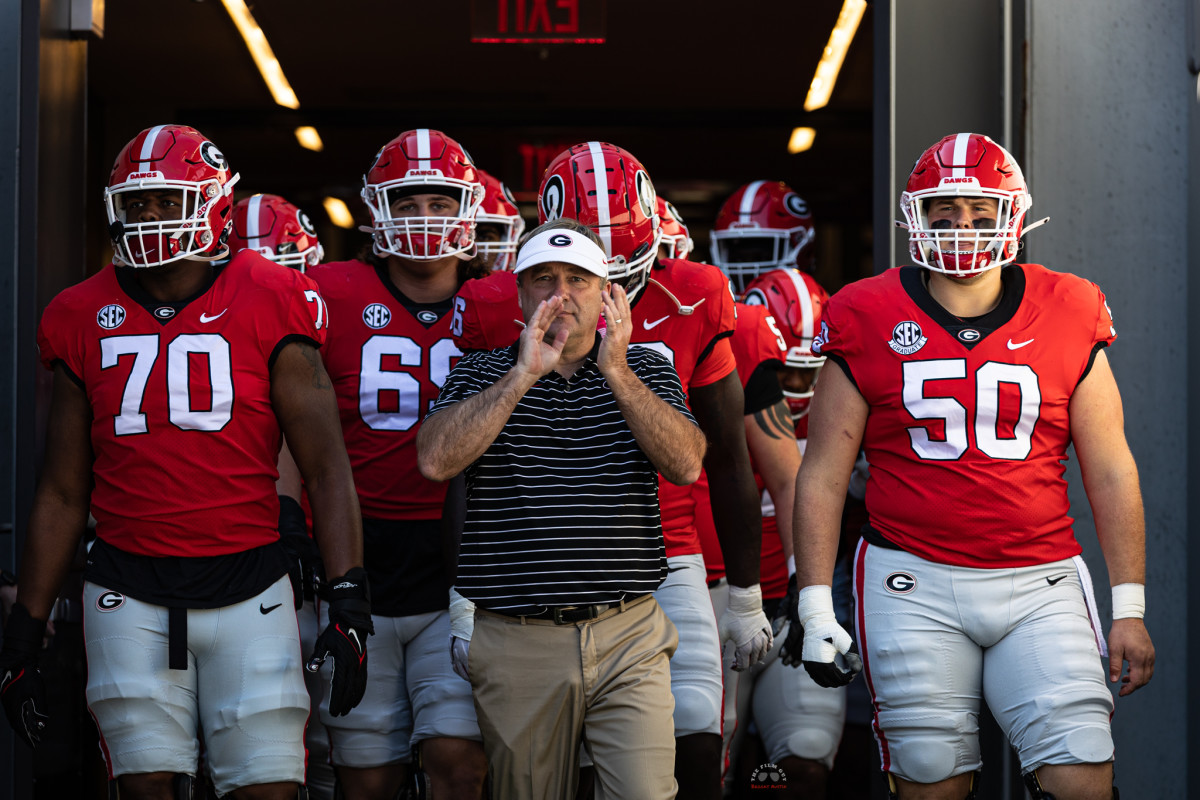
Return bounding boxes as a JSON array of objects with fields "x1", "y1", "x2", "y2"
[
  {"x1": 884, "y1": 572, "x2": 917, "y2": 594},
  {"x1": 96, "y1": 590, "x2": 125, "y2": 612}
]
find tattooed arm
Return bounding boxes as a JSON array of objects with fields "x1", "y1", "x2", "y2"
[
  {"x1": 745, "y1": 398, "x2": 802, "y2": 564},
  {"x1": 271, "y1": 340, "x2": 363, "y2": 578}
]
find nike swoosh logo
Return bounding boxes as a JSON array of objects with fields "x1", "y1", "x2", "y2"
[
  {"x1": 1046, "y1": 575, "x2": 1067, "y2": 586},
  {"x1": 259, "y1": 603, "x2": 283, "y2": 614},
  {"x1": 643, "y1": 315, "x2": 671, "y2": 330},
  {"x1": 1007, "y1": 338, "x2": 1034, "y2": 350},
  {"x1": 200, "y1": 309, "x2": 228, "y2": 323}
]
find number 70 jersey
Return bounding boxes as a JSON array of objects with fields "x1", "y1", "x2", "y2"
[
  {"x1": 36, "y1": 252, "x2": 328, "y2": 558},
  {"x1": 813, "y1": 263, "x2": 1116, "y2": 568}
]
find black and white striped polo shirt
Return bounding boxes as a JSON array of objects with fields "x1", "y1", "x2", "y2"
[{"x1": 426, "y1": 339, "x2": 696, "y2": 615}]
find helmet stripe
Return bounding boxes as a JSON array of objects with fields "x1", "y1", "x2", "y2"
[
  {"x1": 784, "y1": 269, "x2": 816, "y2": 340},
  {"x1": 739, "y1": 180, "x2": 766, "y2": 224},
  {"x1": 951, "y1": 132, "x2": 970, "y2": 178},
  {"x1": 138, "y1": 125, "x2": 166, "y2": 170},
  {"x1": 587, "y1": 141, "x2": 613, "y2": 258},
  {"x1": 246, "y1": 194, "x2": 263, "y2": 249},
  {"x1": 416, "y1": 128, "x2": 431, "y2": 171}
]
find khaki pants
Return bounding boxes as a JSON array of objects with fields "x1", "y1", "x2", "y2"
[{"x1": 470, "y1": 595, "x2": 679, "y2": 800}]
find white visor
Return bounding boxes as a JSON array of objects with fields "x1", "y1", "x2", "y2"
[{"x1": 514, "y1": 229, "x2": 609, "y2": 278}]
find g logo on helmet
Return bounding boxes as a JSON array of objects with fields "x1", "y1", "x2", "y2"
[
  {"x1": 634, "y1": 170, "x2": 655, "y2": 219},
  {"x1": 784, "y1": 193, "x2": 809, "y2": 218},
  {"x1": 502, "y1": 182, "x2": 518, "y2": 207},
  {"x1": 96, "y1": 591, "x2": 125, "y2": 612},
  {"x1": 198, "y1": 141, "x2": 227, "y2": 171},
  {"x1": 548, "y1": 233, "x2": 572, "y2": 248},
  {"x1": 541, "y1": 174, "x2": 565, "y2": 222},
  {"x1": 743, "y1": 288, "x2": 768, "y2": 307},
  {"x1": 884, "y1": 572, "x2": 917, "y2": 594},
  {"x1": 298, "y1": 210, "x2": 317, "y2": 236}
]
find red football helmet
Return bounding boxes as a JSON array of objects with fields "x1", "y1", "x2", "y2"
[
  {"x1": 537, "y1": 142, "x2": 661, "y2": 300},
  {"x1": 104, "y1": 124, "x2": 240, "y2": 268},
  {"x1": 710, "y1": 180, "x2": 815, "y2": 292},
  {"x1": 227, "y1": 194, "x2": 324, "y2": 272},
  {"x1": 742, "y1": 268, "x2": 829, "y2": 420},
  {"x1": 475, "y1": 169, "x2": 525, "y2": 271},
  {"x1": 900, "y1": 133, "x2": 1034, "y2": 276},
  {"x1": 361, "y1": 129, "x2": 484, "y2": 261},
  {"x1": 657, "y1": 196, "x2": 694, "y2": 261}
]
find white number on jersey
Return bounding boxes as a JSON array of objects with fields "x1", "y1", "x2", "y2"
[
  {"x1": 902, "y1": 359, "x2": 1041, "y2": 460},
  {"x1": 359, "y1": 335, "x2": 462, "y2": 431},
  {"x1": 101, "y1": 333, "x2": 234, "y2": 435}
]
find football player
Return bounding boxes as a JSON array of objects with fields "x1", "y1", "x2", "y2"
[
  {"x1": 449, "y1": 142, "x2": 773, "y2": 800},
  {"x1": 228, "y1": 193, "x2": 325, "y2": 272},
  {"x1": 0, "y1": 124, "x2": 368, "y2": 800},
  {"x1": 304, "y1": 129, "x2": 488, "y2": 800},
  {"x1": 794, "y1": 133, "x2": 1153, "y2": 800},
  {"x1": 473, "y1": 169, "x2": 525, "y2": 271},
  {"x1": 226, "y1": 191, "x2": 334, "y2": 799},
  {"x1": 710, "y1": 180, "x2": 817, "y2": 292},
  {"x1": 702, "y1": 268, "x2": 846, "y2": 799}
]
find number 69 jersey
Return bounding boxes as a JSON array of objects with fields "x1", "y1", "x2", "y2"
[
  {"x1": 813, "y1": 264, "x2": 1116, "y2": 569},
  {"x1": 306, "y1": 260, "x2": 462, "y2": 520},
  {"x1": 35, "y1": 251, "x2": 327, "y2": 558}
]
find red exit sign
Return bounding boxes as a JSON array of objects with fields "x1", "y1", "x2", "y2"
[{"x1": 471, "y1": 0, "x2": 606, "y2": 43}]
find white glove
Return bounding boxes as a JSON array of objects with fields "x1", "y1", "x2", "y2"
[
  {"x1": 448, "y1": 588, "x2": 475, "y2": 682},
  {"x1": 795, "y1": 584, "x2": 862, "y2": 688},
  {"x1": 718, "y1": 583, "x2": 773, "y2": 671}
]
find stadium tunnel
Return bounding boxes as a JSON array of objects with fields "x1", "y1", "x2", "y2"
[{"x1": 1, "y1": 1, "x2": 1196, "y2": 798}]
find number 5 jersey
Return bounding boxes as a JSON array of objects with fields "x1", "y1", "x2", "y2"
[{"x1": 812, "y1": 263, "x2": 1116, "y2": 569}]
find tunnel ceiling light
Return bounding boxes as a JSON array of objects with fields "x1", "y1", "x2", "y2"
[
  {"x1": 295, "y1": 126, "x2": 324, "y2": 152},
  {"x1": 788, "y1": 127, "x2": 816, "y2": 153},
  {"x1": 323, "y1": 197, "x2": 355, "y2": 229},
  {"x1": 803, "y1": 0, "x2": 867, "y2": 112},
  {"x1": 220, "y1": 0, "x2": 300, "y2": 109}
]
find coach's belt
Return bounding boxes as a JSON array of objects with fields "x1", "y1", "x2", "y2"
[{"x1": 494, "y1": 594, "x2": 651, "y2": 625}]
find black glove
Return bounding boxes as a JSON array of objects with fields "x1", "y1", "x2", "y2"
[
  {"x1": 279, "y1": 495, "x2": 322, "y2": 610},
  {"x1": 307, "y1": 568, "x2": 373, "y2": 717},
  {"x1": 0, "y1": 603, "x2": 50, "y2": 747},
  {"x1": 776, "y1": 574, "x2": 803, "y2": 667}
]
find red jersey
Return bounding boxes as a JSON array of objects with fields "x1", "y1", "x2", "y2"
[
  {"x1": 307, "y1": 260, "x2": 463, "y2": 520},
  {"x1": 813, "y1": 264, "x2": 1116, "y2": 568},
  {"x1": 451, "y1": 258, "x2": 738, "y2": 556},
  {"x1": 36, "y1": 252, "x2": 326, "y2": 557},
  {"x1": 695, "y1": 303, "x2": 790, "y2": 597}
]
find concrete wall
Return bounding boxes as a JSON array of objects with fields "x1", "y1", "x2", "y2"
[
  {"x1": 1026, "y1": 1, "x2": 1192, "y2": 794},
  {"x1": 879, "y1": 0, "x2": 1194, "y2": 795}
]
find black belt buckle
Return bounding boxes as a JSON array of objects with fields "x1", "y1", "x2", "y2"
[{"x1": 552, "y1": 604, "x2": 607, "y2": 624}]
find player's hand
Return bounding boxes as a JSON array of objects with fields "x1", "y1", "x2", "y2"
[
  {"x1": 0, "y1": 603, "x2": 50, "y2": 748},
  {"x1": 795, "y1": 584, "x2": 861, "y2": 687},
  {"x1": 307, "y1": 568, "x2": 374, "y2": 716},
  {"x1": 718, "y1": 584, "x2": 774, "y2": 671},
  {"x1": 1107, "y1": 617, "x2": 1154, "y2": 696},
  {"x1": 597, "y1": 283, "x2": 632, "y2": 378},
  {"x1": 448, "y1": 588, "x2": 475, "y2": 683},
  {"x1": 278, "y1": 495, "x2": 322, "y2": 610},
  {"x1": 516, "y1": 296, "x2": 568, "y2": 378}
]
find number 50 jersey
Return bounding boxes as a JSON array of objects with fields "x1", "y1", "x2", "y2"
[
  {"x1": 307, "y1": 260, "x2": 462, "y2": 520},
  {"x1": 36, "y1": 252, "x2": 328, "y2": 558},
  {"x1": 813, "y1": 263, "x2": 1116, "y2": 569}
]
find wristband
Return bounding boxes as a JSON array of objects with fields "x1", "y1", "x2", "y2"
[
  {"x1": 786, "y1": 555, "x2": 796, "y2": 579},
  {"x1": 1111, "y1": 583, "x2": 1145, "y2": 620}
]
